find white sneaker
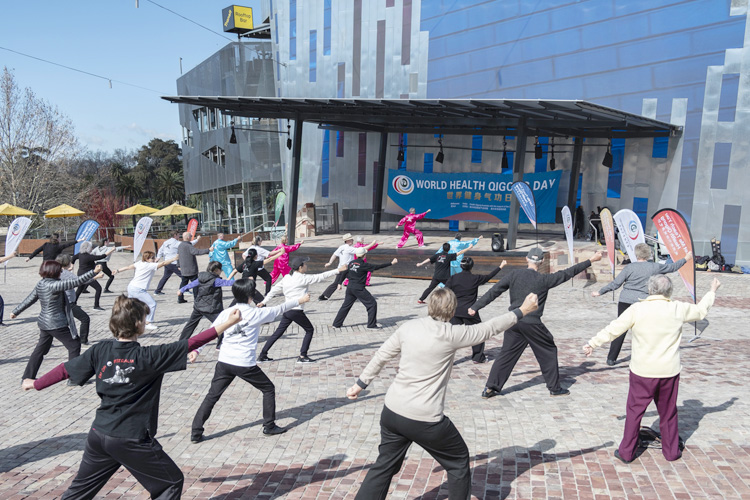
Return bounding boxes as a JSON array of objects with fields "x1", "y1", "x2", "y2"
[{"x1": 145, "y1": 324, "x2": 158, "y2": 331}]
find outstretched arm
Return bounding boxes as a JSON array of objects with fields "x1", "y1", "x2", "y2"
[
  {"x1": 347, "y1": 329, "x2": 403, "y2": 399},
  {"x1": 157, "y1": 255, "x2": 179, "y2": 269},
  {"x1": 27, "y1": 245, "x2": 44, "y2": 261},
  {"x1": 0, "y1": 252, "x2": 17, "y2": 264},
  {"x1": 456, "y1": 244, "x2": 474, "y2": 257},
  {"x1": 416, "y1": 258, "x2": 431, "y2": 268},
  {"x1": 469, "y1": 274, "x2": 511, "y2": 314}
]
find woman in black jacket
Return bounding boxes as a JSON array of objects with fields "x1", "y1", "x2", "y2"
[
  {"x1": 25, "y1": 233, "x2": 80, "y2": 262},
  {"x1": 74, "y1": 241, "x2": 114, "y2": 310},
  {"x1": 444, "y1": 257, "x2": 506, "y2": 363},
  {"x1": 11, "y1": 260, "x2": 100, "y2": 380}
]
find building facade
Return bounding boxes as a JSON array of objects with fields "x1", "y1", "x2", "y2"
[{"x1": 179, "y1": 1, "x2": 750, "y2": 264}]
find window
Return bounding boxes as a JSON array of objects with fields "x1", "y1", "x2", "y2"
[
  {"x1": 323, "y1": 0, "x2": 331, "y2": 55},
  {"x1": 471, "y1": 135, "x2": 483, "y2": 163},
  {"x1": 289, "y1": 0, "x2": 297, "y2": 60},
  {"x1": 309, "y1": 30, "x2": 317, "y2": 82},
  {"x1": 202, "y1": 146, "x2": 226, "y2": 167}
]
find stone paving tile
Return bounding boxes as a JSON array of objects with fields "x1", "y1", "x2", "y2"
[{"x1": 0, "y1": 252, "x2": 748, "y2": 498}]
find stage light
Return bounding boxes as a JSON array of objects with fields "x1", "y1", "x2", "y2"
[
  {"x1": 435, "y1": 138, "x2": 444, "y2": 163},
  {"x1": 549, "y1": 138, "x2": 555, "y2": 170},
  {"x1": 286, "y1": 122, "x2": 292, "y2": 150},
  {"x1": 229, "y1": 125, "x2": 237, "y2": 144},
  {"x1": 397, "y1": 148, "x2": 405, "y2": 162},
  {"x1": 534, "y1": 136, "x2": 543, "y2": 159},
  {"x1": 602, "y1": 140, "x2": 613, "y2": 168}
]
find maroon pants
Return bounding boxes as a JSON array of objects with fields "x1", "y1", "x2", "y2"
[{"x1": 620, "y1": 371, "x2": 681, "y2": 461}]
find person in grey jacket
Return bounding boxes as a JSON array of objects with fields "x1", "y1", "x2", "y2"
[
  {"x1": 177, "y1": 231, "x2": 213, "y2": 304},
  {"x1": 11, "y1": 260, "x2": 100, "y2": 380},
  {"x1": 592, "y1": 243, "x2": 692, "y2": 365}
]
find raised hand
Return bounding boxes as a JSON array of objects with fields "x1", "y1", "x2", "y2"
[
  {"x1": 590, "y1": 251, "x2": 603, "y2": 263},
  {"x1": 346, "y1": 384, "x2": 363, "y2": 400},
  {"x1": 299, "y1": 293, "x2": 311, "y2": 304},
  {"x1": 520, "y1": 293, "x2": 539, "y2": 316},
  {"x1": 391, "y1": 258, "x2": 398, "y2": 265},
  {"x1": 685, "y1": 250, "x2": 693, "y2": 260},
  {"x1": 710, "y1": 278, "x2": 721, "y2": 292},
  {"x1": 500, "y1": 260, "x2": 507, "y2": 269},
  {"x1": 227, "y1": 308, "x2": 242, "y2": 325},
  {"x1": 94, "y1": 264, "x2": 103, "y2": 274}
]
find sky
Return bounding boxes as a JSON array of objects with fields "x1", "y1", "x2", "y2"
[{"x1": 1, "y1": 0, "x2": 264, "y2": 154}]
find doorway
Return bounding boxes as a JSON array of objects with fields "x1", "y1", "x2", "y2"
[{"x1": 227, "y1": 194, "x2": 246, "y2": 234}]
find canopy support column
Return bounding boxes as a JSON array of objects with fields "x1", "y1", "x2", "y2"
[
  {"x1": 287, "y1": 116, "x2": 303, "y2": 245},
  {"x1": 372, "y1": 131, "x2": 389, "y2": 234},
  {"x1": 506, "y1": 117, "x2": 527, "y2": 250},
  {"x1": 567, "y1": 137, "x2": 583, "y2": 211}
]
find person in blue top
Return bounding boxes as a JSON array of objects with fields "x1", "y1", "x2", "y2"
[
  {"x1": 438, "y1": 234, "x2": 483, "y2": 276},
  {"x1": 209, "y1": 231, "x2": 251, "y2": 278}
]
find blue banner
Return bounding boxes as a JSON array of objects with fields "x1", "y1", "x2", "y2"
[
  {"x1": 386, "y1": 169, "x2": 561, "y2": 223},
  {"x1": 511, "y1": 181, "x2": 537, "y2": 228},
  {"x1": 74, "y1": 220, "x2": 100, "y2": 254}
]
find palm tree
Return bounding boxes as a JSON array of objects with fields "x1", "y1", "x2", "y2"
[
  {"x1": 156, "y1": 169, "x2": 184, "y2": 204},
  {"x1": 116, "y1": 173, "x2": 143, "y2": 204}
]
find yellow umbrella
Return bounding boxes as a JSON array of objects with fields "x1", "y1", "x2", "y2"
[
  {"x1": 151, "y1": 203, "x2": 201, "y2": 228},
  {"x1": 115, "y1": 204, "x2": 158, "y2": 215},
  {"x1": 44, "y1": 204, "x2": 85, "y2": 239},
  {"x1": 44, "y1": 204, "x2": 85, "y2": 218},
  {"x1": 0, "y1": 203, "x2": 36, "y2": 215},
  {"x1": 150, "y1": 203, "x2": 201, "y2": 216}
]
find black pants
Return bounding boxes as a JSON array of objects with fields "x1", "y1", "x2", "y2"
[
  {"x1": 99, "y1": 263, "x2": 115, "y2": 292},
  {"x1": 179, "y1": 310, "x2": 219, "y2": 341},
  {"x1": 333, "y1": 287, "x2": 378, "y2": 328},
  {"x1": 62, "y1": 427, "x2": 183, "y2": 500},
  {"x1": 256, "y1": 268, "x2": 273, "y2": 295},
  {"x1": 260, "y1": 309, "x2": 315, "y2": 357},
  {"x1": 608, "y1": 302, "x2": 633, "y2": 362},
  {"x1": 321, "y1": 270, "x2": 347, "y2": 299},
  {"x1": 154, "y1": 263, "x2": 182, "y2": 294},
  {"x1": 419, "y1": 277, "x2": 446, "y2": 302},
  {"x1": 178, "y1": 274, "x2": 197, "y2": 302},
  {"x1": 485, "y1": 321, "x2": 561, "y2": 392},
  {"x1": 71, "y1": 303, "x2": 90, "y2": 344},
  {"x1": 76, "y1": 279, "x2": 102, "y2": 308},
  {"x1": 191, "y1": 361, "x2": 276, "y2": 439},
  {"x1": 23, "y1": 326, "x2": 80, "y2": 380},
  {"x1": 0, "y1": 294, "x2": 4, "y2": 324},
  {"x1": 355, "y1": 406, "x2": 470, "y2": 500},
  {"x1": 450, "y1": 315, "x2": 485, "y2": 362}
]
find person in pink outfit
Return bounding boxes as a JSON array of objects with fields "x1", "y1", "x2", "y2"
[
  {"x1": 396, "y1": 208, "x2": 431, "y2": 248},
  {"x1": 270, "y1": 235, "x2": 304, "y2": 284},
  {"x1": 343, "y1": 237, "x2": 379, "y2": 287}
]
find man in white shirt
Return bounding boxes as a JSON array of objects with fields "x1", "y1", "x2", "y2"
[
  {"x1": 258, "y1": 256, "x2": 346, "y2": 363},
  {"x1": 154, "y1": 231, "x2": 200, "y2": 295},
  {"x1": 319, "y1": 233, "x2": 379, "y2": 301},
  {"x1": 189, "y1": 279, "x2": 308, "y2": 442}
]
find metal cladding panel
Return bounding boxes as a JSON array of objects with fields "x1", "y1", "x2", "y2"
[{"x1": 176, "y1": 41, "x2": 282, "y2": 195}]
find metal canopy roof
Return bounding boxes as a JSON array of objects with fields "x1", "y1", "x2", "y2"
[{"x1": 162, "y1": 97, "x2": 682, "y2": 139}]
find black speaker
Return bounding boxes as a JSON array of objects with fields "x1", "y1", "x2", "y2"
[{"x1": 491, "y1": 233, "x2": 504, "y2": 252}]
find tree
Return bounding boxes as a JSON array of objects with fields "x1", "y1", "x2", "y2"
[
  {"x1": 132, "y1": 139, "x2": 182, "y2": 205},
  {"x1": 0, "y1": 67, "x2": 81, "y2": 215},
  {"x1": 116, "y1": 172, "x2": 143, "y2": 203},
  {"x1": 155, "y1": 168, "x2": 184, "y2": 204}
]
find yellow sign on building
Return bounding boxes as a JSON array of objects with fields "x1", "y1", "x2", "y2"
[{"x1": 222, "y1": 5, "x2": 254, "y2": 34}]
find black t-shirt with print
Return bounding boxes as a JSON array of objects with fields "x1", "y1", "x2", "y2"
[
  {"x1": 240, "y1": 260, "x2": 264, "y2": 279},
  {"x1": 64, "y1": 339, "x2": 188, "y2": 439},
  {"x1": 429, "y1": 252, "x2": 457, "y2": 281}
]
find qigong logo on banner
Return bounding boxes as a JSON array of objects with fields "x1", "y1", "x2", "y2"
[{"x1": 385, "y1": 169, "x2": 561, "y2": 223}]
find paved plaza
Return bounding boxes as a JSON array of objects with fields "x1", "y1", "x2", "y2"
[{"x1": 0, "y1": 244, "x2": 748, "y2": 499}]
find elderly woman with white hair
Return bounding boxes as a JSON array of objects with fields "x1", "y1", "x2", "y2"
[
  {"x1": 347, "y1": 287, "x2": 538, "y2": 499},
  {"x1": 592, "y1": 242, "x2": 693, "y2": 365},
  {"x1": 584, "y1": 275, "x2": 720, "y2": 464},
  {"x1": 74, "y1": 241, "x2": 116, "y2": 310}
]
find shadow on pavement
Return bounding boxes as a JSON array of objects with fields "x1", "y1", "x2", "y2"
[
  {"x1": 203, "y1": 454, "x2": 371, "y2": 499},
  {"x1": 0, "y1": 433, "x2": 88, "y2": 473},
  {"x1": 482, "y1": 360, "x2": 628, "y2": 395},
  {"x1": 418, "y1": 438, "x2": 613, "y2": 499}
]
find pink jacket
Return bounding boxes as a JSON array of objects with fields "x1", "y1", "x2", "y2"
[
  {"x1": 397, "y1": 212, "x2": 427, "y2": 232},
  {"x1": 272, "y1": 243, "x2": 301, "y2": 270}
]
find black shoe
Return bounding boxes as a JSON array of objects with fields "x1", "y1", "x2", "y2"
[
  {"x1": 473, "y1": 356, "x2": 492, "y2": 364},
  {"x1": 550, "y1": 388, "x2": 570, "y2": 397},
  {"x1": 178, "y1": 299, "x2": 188, "y2": 304},
  {"x1": 154, "y1": 291, "x2": 165, "y2": 295},
  {"x1": 80, "y1": 339, "x2": 89, "y2": 345},
  {"x1": 81, "y1": 290, "x2": 90, "y2": 294},
  {"x1": 481, "y1": 387, "x2": 500, "y2": 399},
  {"x1": 263, "y1": 424, "x2": 287, "y2": 436},
  {"x1": 103, "y1": 289, "x2": 114, "y2": 293},
  {"x1": 366, "y1": 324, "x2": 383, "y2": 330},
  {"x1": 190, "y1": 435, "x2": 203, "y2": 444},
  {"x1": 258, "y1": 355, "x2": 273, "y2": 362},
  {"x1": 318, "y1": 295, "x2": 328, "y2": 301},
  {"x1": 93, "y1": 306, "x2": 105, "y2": 311},
  {"x1": 297, "y1": 356, "x2": 315, "y2": 363},
  {"x1": 607, "y1": 359, "x2": 616, "y2": 366},
  {"x1": 614, "y1": 449, "x2": 634, "y2": 464}
]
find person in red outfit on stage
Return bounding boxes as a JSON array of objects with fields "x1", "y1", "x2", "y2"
[{"x1": 396, "y1": 208, "x2": 430, "y2": 248}]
